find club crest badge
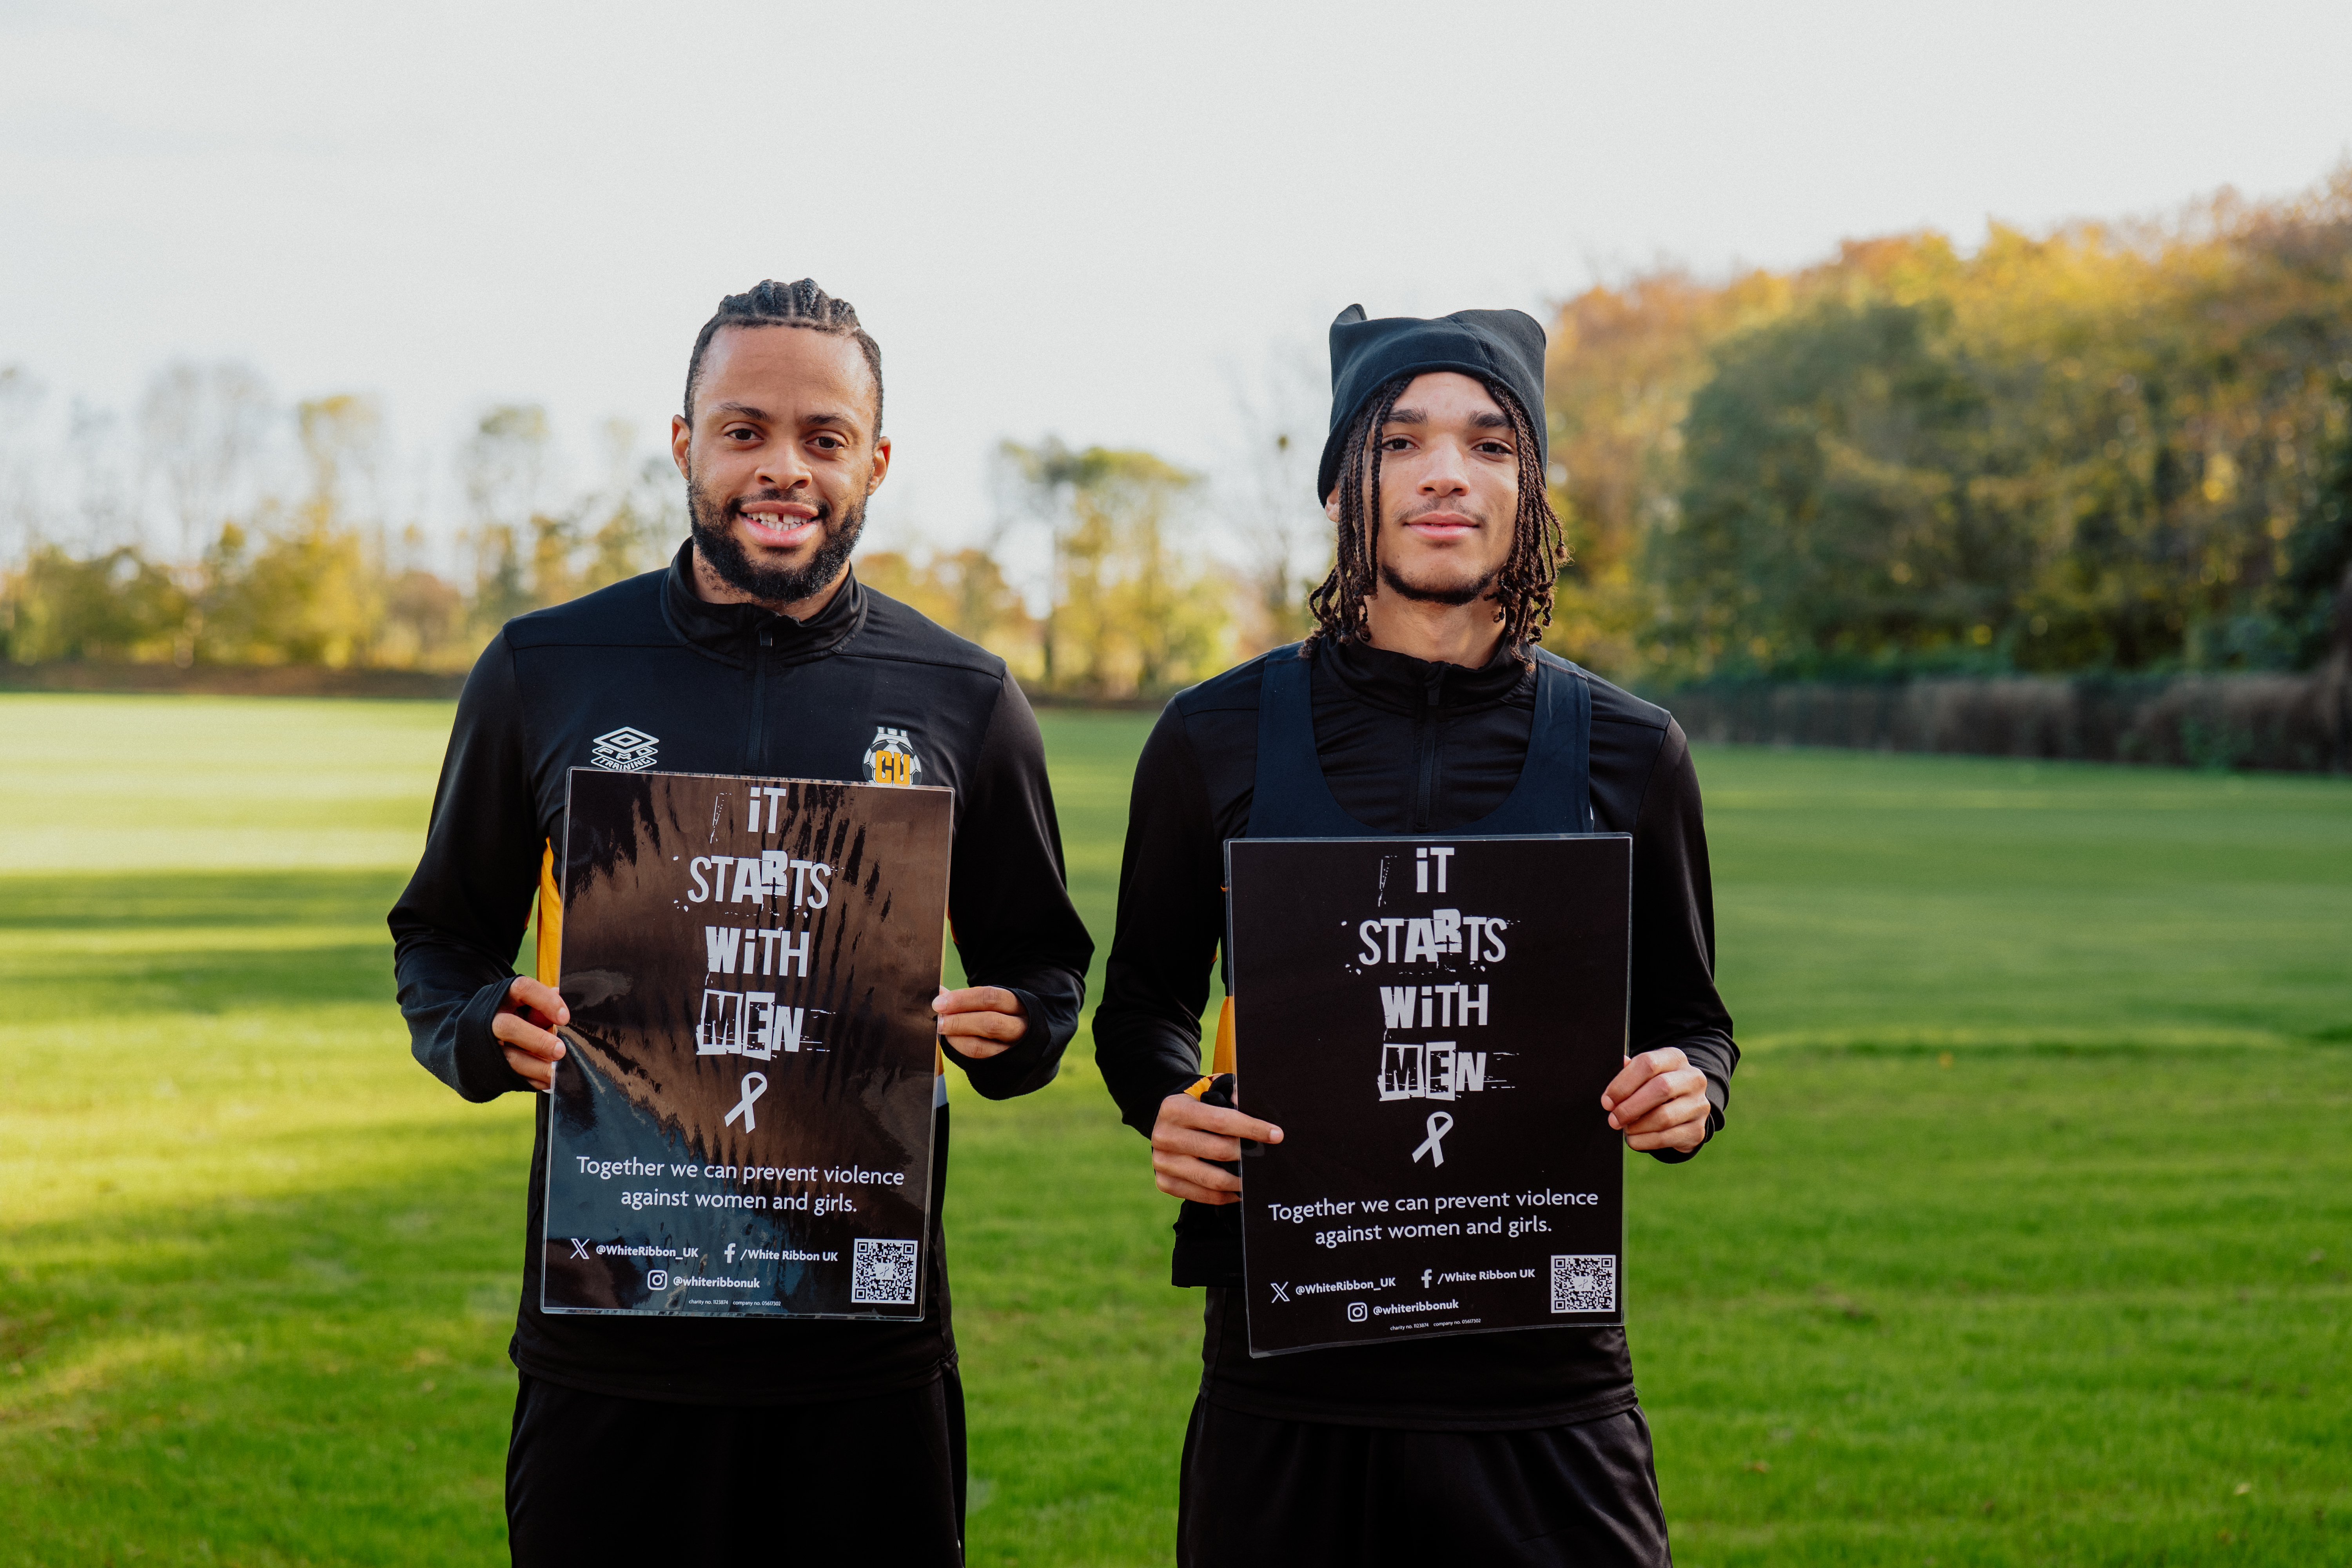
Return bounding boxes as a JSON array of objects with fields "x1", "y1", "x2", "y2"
[
  {"x1": 590, "y1": 726, "x2": 660, "y2": 772},
  {"x1": 862, "y1": 726, "x2": 923, "y2": 787}
]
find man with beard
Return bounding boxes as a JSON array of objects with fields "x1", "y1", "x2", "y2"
[
  {"x1": 390, "y1": 279, "x2": 1092, "y2": 1564},
  {"x1": 1094, "y1": 305, "x2": 1738, "y2": 1566}
]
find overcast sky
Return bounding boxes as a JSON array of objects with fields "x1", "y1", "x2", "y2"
[{"x1": 4, "y1": 0, "x2": 2349, "y2": 558}]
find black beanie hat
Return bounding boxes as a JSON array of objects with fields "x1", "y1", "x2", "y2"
[{"x1": 1316, "y1": 304, "x2": 1550, "y2": 504}]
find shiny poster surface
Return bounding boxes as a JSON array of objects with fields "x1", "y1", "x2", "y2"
[
  {"x1": 542, "y1": 768, "x2": 951, "y2": 1319},
  {"x1": 1227, "y1": 835, "x2": 1631, "y2": 1355}
]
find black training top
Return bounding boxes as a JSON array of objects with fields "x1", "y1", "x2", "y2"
[
  {"x1": 1093, "y1": 635, "x2": 1737, "y2": 1430},
  {"x1": 389, "y1": 541, "x2": 1094, "y2": 1406}
]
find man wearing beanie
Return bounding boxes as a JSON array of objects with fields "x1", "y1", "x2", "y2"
[{"x1": 1094, "y1": 305, "x2": 1738, "y2": 1565}]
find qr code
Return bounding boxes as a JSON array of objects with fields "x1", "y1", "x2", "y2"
[
  {"x1": 850, "y1": 1238, "x2": 919, "y2": 1305},
  {"x1": 1550, "y1": 1254, "x2": 1617, "y2": 1313}
]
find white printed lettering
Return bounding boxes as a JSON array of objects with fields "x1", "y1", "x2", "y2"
[
  {"x1": 741, "y1": 992, "x2": 776, "y2": 1060},
  {"x1": 1425, "y1": 1042, "x2": 1458, "y2": 1101}
]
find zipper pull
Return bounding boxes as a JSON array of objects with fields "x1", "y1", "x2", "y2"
[{"x1": 759, "y1": 626, "x2": 773, "y2": 649}]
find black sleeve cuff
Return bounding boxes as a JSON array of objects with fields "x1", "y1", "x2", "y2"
[
  {"x1": 943, "y1": 984, "x2": 1070, "y2": 1100},
  {"x1": 453, "y1": 976, "x2": 535, "y2": 1102},
  {"x1": 1116, "y1": 1067, "x2": 1210, "y2": 1138},
  {"x1": 1644, "y1": 1058, "x2": 1729, "y2": 1165}
]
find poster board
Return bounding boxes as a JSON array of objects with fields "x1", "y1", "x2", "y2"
[
  {"x1": 1225, "y1": 834, "x2": 1631, "y2": 1355},
  {"x1": 540, "y1": 768, "x2": 951, "y2": 1319}
]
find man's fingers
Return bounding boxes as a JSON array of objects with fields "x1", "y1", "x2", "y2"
[
  {"x1": 1153, "y1": 1125, "x2": 1254, "y2": 1165},
  {"x1": 495, "y1": 978, "x2": 564, "y2": 1092},
  {"x1": 941, "y1": 1031, "x2": 1013, "y2": 1061},
  {"x1": 506, "y1": 975, "x2": 569, "y2": 1027},
  {"x1": 935, "y1": 985, "x2": 1024, "y2": 1019},
  {"x1": 935, "y1": 990, "x2": 1027, "y2": 1065},
  {"x1": 502, "y1": 1044, "x2": 557, "y2": 1092},
  {"x1": 1152, "y1": 1150, "x2": 1241, "y2": 1202},
  {"x1": 1612, "y1": 1074, "x2": 1705, "y2": 1130},
  {"x1": 1155, "y1": 1171, "x2": 1240, "y2": 1205},
  {"x1": 937, "y1": 1009, "x2": 1027, "y2": 1044},
  {"x1": 1621, "y1": 1091, "x2": 1712, "y2": 1143},
  {"x1": 1605, "y1": 1066, "x2": 1706, "y2": 1129},
  {"x1": 1600, "y1": 1047, "x2": 1686, "y2": 1111},
  {"x1": 1625, "y1": 1103, "x2": 1710, "y2": 1152},
  {"x1": 1158, "y1": 1096, "x2": 1282, "y2": 1145},
  {"x1": 491, "y1": 1011, "x2": 566, "y2": 1063},
  {"x1": 1145, "y1": 1094, "x2": 1277, "y2": 1206}
]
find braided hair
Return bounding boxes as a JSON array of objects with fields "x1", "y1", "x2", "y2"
[
  {"x1": 682, "y1": 278, "x2": 884, "y2": 433},
  {"x1": 1306, "y1": 372, "x2": 1567, "y2": 653}
]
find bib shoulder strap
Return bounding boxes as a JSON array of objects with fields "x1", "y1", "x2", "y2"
[
  {"x1": 1246, "y1": 642, "x2": 1361, "y2": 839},
  {"x1": 1468, "y1": 648, "x2": 1595, "y2": 836}
]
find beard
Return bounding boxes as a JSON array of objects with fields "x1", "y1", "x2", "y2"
[
  {"x1": 1377, "y1": 557, "x2": 1501, "y2": 608},
  {"x1": 1374, "y1": 499, "x2": 1504, "y2": 608},
  {"x1": 687, "y1": 472, "x2": 866, "y2": 607}
]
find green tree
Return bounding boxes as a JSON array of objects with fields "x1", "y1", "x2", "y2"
[
  {"x1": 1661, "y1": 296, "x2": 2016, "y2": 676},
  {"x1": 1001, "y1": 439, "x2": 1229, "y2": 696},
  {"x1": 1, "y1": 545, "x2": 184, "y2": 663}
]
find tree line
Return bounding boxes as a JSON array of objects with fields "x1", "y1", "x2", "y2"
[
  {"x1": 0, "y1": 368, "x2": 1305, "y2": 698},
  {"x1": 8, "y1": 167, "x2": 2350, "y2": 693},
  {"x1": 0, "y1": 384, "x2": 686, "y2": 675},
  {"x1": 1546, "y1": 166, "x2": 2352, "y2": 681}
]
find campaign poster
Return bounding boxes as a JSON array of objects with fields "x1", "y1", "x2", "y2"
[
  {"x1": 541, "y1": 768, "x2": 951, "y2": 1320},
  {"x1": 1226, "y1": 835, "x2": 1632, "y2": 1355}
]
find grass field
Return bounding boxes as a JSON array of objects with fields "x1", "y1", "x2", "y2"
[{"x1": 2, "y1": 693, "x2": 2348, "y2": 1566}]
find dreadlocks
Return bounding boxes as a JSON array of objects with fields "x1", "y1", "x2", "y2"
[
  {"x1": 1306, "y1": 373, "x2": 1568, "y2": 653},
  {"x1": 682, "y1": 278, "x2": 884, "y2": 433}
]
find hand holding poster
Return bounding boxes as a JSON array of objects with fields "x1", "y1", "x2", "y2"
[
  {"x1": 541, "y1": 768, "x2": 951, "y2": 1319},
  {"x1": 1226, "y1": 834, "x2": 1632, "y2": 1355}
]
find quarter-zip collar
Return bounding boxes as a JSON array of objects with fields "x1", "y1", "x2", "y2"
[
  {"x1": 658, "y1": 539, "x2": 868, "y2": 668},
  {"x1": 1317, "y1": 634, "x2": 1533, "y2": 715}
]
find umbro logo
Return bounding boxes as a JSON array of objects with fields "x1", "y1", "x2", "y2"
[{"x1": 591, "y1": 726, "x2": 660, "y2": 772}]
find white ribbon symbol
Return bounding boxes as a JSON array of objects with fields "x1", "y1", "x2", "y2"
[
  {"x1": 1412, "y1": 1111, "x2": 1454, "y2": 1167},
  {"x1": 724, "y1": 1072, "x2": 769, "y2": 1132}
]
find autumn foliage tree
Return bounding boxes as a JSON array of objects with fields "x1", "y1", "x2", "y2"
[{"x1": 1546, "y1": 167, "x2": 2352, "y2": 680}]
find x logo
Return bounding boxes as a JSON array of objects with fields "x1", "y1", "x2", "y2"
[
  {"x1": 1269, "y1": 1282, "x2": 1290, "y2": 1303},
  {"x1": 569, "y1": 1238, "x2": 591, "y2": 1260}
]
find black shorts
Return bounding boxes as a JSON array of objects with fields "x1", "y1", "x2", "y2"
[
  {"x1": 1178, "y1": 1398, "x2": 1671, "y2": 1568},
  {"x1": 504, "y1": 1369, "x2": 965, "y2": 1566}
]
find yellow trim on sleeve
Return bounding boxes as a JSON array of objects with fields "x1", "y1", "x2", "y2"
[
  {"x1": 1210, "y1": 995, "x2": 1235, "y2": 1076},
  {"x1": 534, "y1": 840, "x2": 561, "y2": 987}
]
